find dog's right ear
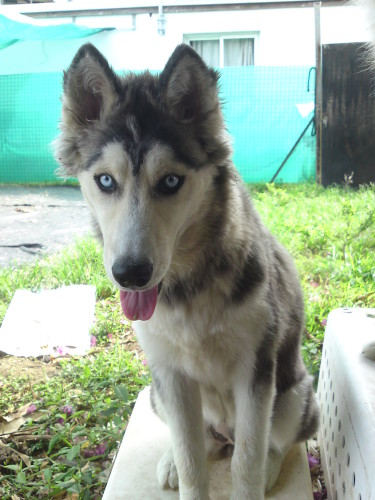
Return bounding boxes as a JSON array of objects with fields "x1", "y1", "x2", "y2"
[
  {"x1": 62, "y1": 43, "x2": 121, "y2": 126},
  {"x1": 54, "y1": 44, "x2": 121, "y2": 177}
]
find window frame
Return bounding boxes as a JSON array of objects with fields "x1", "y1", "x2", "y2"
[{"x1": 183, "y1": 32, "x2": 259, "y2": 67}]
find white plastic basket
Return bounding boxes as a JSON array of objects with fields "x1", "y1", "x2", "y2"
[{"x1": 317, "y1": 308, "x2": 375, "y2": 500}]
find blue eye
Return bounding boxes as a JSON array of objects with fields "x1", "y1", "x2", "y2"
[
  {"x1": 99, "y1": 174, "x2": 113, "y2": 189},
  {"x1": 157, "y1": 174, "x2": 184, "y2": 195},
  {"x1": 95, "y1": 174, "x2": 116, "y2": 193},
  {"x1": 164, "y1": 175, "x2": 179, "y2": 189}
]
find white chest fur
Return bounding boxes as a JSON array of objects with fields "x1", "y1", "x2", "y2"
[{"x1": 134, "y1": 290, "x2": 266, "y2": 390}]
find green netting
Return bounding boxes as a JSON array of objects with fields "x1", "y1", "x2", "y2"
[
  {"x1": 0, "y1": 73, "x2": 62, "y2": 183},
  {"x1": 220, "y1": 66, "x2": 315, "y2": 183},
  {"x1": 0, "y1": 67, "x2": 315, "y2": 184}
]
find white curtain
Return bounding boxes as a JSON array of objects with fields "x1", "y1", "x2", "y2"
[
  {"x1": 224, "y1": 39, "x2": 254, "y2": 67},
  {"x1": 190, "y1": 40, "x2": 220, "y2": 67}
]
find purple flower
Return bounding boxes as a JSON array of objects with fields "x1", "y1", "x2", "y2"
[
  {"x1": 57, "y1": 417, "x2": 65, "y2": 425},
  {"x1": 308, "y1": 453, "x2": 320, "y2": 468},
  {"x1": 82, "y1": 448, "x2": 94, "y2": 458},
  {"x1": 62, "y1": 405, "x2": 73, "y2": 416},
  {"x1": 142, "y1": 359, "x2": 148, "y2": 366},
  {"x1": 94, "y1": 442, "x2": 106, "y2": 455},
  {"x1": 313, "y1": 490, "x2": 327, "y2": 500},
  {"x1": 90, "y1": 335, "x2": 97, "y2": 347},
  {"x1": 56, "y1": 346, "x2": 66, "y2": 356},
  {"x1": 83, "y1": 442, "x2": 107, "y2": 458},
  {"x1": 321, "y1": 318, "x2": 327, "y2": 327},
  {"x1": 26, "y1": 403, "x2": 37, "y2": 414}
]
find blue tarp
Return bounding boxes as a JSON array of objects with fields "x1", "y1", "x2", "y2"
[{"x1": 0, "y1": 12, "x2": 113, "y2": 50}]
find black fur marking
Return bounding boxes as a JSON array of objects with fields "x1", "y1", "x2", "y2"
[
  {"x1": 275, "y1": 314, "x2": 305, "y2": 395},
  {"x1": 92, "y1": 86, "x2": 209, "y2": 173},
  {"x1": 86, "y1": 151, "x2": 103, "y2": 170},
  {"x1": 161, "y1": 252, "x2": 231, "y2": 305},
  {"x1": 252, "y1": 326, "x2": 277, "y2": 393},
  {"x1": 265, "y1": 253, "x2": 306, "y2": 396},
  {"x1": 276, "y1": 339, "x2": 304, "y2": 395},
  {"x1": 231, "y1": 250, "x2": 265, "y2": 303}
]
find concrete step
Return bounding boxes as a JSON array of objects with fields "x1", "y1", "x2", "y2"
[{"x1": 103, "y1": 387, "x2": 313, "y2": 499}]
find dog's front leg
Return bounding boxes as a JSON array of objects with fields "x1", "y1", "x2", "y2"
[
  {"x1": 154, "y1": 370, "x2": 209, "y2": 500},
  {"x1": 230, "y1": 365, "x2": 275, "y2": 500}
]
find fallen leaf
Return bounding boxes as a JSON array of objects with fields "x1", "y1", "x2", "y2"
[
  {"x1": 6, "y1": 402, "x2": 33, "y2": 421},
  {"x1": 0, "y1": 411, "x2": 44, "y2": 437},
  {"x1": 0, "y1": 416, "x2": 27, "y2": 436}
]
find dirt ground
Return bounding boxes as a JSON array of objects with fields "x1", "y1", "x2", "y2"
[
  {"x1": 0, "y1": 185, "x2": 92, "y2": 269},
  {"x1": 0, "y1": 185, "x2": 92, "y2": 395},
  {"x1": 0, "y1": 355, "x2": 60, "y2": 390}
]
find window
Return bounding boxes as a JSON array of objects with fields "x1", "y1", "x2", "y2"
[{"x1": 185, "y1": 34, "x2": 256, "y2": 67}]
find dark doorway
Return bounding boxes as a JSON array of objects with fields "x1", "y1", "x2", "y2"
[{"x1": 321, "y1": 43, "x2": 375, "y2": 187}]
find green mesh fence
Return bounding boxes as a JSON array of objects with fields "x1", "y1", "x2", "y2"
[
  {"x1": 0, "y1": 67, "x2": 315, "y2": 184},
  {"x1": 220, "y1": 66, "x2": 316, "y2": 183},
  {"x1": 0, "y1": 73, "x2": 62, "y2": 183}
]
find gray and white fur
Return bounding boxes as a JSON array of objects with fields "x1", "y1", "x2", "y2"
[{"x1": 54, "y1": 43, "x2": 319, "y2": 499}]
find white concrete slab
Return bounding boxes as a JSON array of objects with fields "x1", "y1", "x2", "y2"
[{"x1": 103, "y1": 387, "x2": 313, "y2": 500}]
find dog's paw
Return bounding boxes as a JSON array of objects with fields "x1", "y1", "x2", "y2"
[
  {"x1": 265, "y1": 448, "x2": 283, "y2": 492},
  {"x1": 157, "y1": 449, "x2": 179, "y2": 490}
]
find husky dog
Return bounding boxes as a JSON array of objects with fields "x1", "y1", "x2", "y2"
[{"x1": 54, "y1": 43, "x2": 319, "y2": 499}]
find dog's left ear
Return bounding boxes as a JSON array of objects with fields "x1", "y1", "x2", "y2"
[{"x1": 160, "y1": 44, "x2": 220, "y2": 123}]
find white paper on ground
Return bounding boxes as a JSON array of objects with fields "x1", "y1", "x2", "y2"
[{"x1": 0, "y1": 285, "x2": 96, "y2": 357}]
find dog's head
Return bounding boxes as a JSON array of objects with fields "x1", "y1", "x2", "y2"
[{"x1": 54, "y1": 43, "x2": 231, "y2": 320}]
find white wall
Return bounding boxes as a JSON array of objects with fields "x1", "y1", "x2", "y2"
[{"x1": 0, "y1": 4, "x2": 370, "y2": 75}]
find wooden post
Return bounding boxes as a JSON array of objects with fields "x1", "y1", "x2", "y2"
[{"x1": 314, "y1": 2, "x2": 322, "y2": 184}]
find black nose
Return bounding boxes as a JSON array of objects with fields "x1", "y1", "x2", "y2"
[{"x1": 112, "y1": 260, "x2": 153, "y2": 288}]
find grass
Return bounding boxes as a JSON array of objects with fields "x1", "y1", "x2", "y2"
[
  {"x1": 251, "y1": 182, "x2": 375, "y2": 375},
  {"x1": 0, "y1": 182, "x2": 374, "y2": 498}
]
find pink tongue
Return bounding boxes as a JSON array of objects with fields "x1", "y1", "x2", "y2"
[{"x1": 120, "y1": 286, "x2": 158, "y2": 321}]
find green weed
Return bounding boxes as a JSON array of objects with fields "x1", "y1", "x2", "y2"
[{"x1": 251, "y1": 183, "x2": 375, "y2": 376}]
